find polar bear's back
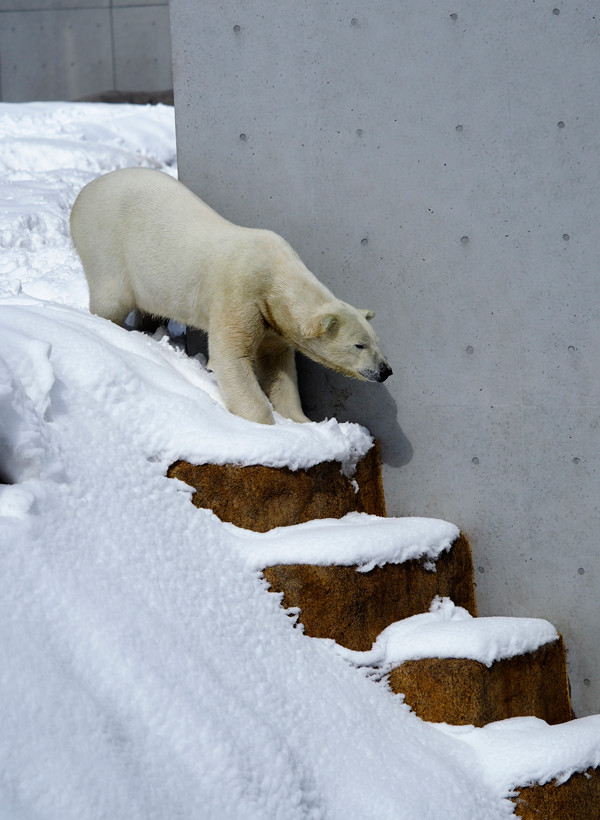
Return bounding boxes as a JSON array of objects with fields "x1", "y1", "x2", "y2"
[
  {"x1": 71, "y1": 167, "x2": 228, "y2": 245},
  {"x1": 70, "y1": 168, "x2": 246, "y2": 327},
  {"x1": 71, "y1": 167, "x2": 332, "y2": 333}
]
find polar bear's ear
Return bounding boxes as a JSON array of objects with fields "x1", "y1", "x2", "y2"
[
  {"x1": 361, "y1": 309, "x2": 375, "y2": 321},
  {"x1": 320, "y1": 314, "x2": 338, "y2": 333},
  {"x1": 301, "y1": 313, "x2": 338, "y2": 338}
]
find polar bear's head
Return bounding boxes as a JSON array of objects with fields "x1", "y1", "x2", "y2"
[{"x1": 297, "y1": 302, "x2": 392, "y2": 383}]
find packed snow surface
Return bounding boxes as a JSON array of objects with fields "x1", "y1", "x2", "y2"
[{"x1": 1, "y1": 102, "x2": 598, "y2": 819}]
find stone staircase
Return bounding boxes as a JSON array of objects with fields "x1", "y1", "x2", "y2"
[{"x1": 168, "y1": 443, "x2": 600, "y2": 819}]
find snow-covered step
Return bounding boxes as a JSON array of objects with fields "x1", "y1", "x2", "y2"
[
  {"x1": 335, "y1": 599, "x2": 573, "y2": 726},
  {"x1": 437, "y1": 715, "x2": 600, "y2": 818},
  {"x1": 229, "y1": 514, "x2": 476, "y2": 650},
  {"x1": 167, "y1": 440, "x2": 385, "y2": 532}
]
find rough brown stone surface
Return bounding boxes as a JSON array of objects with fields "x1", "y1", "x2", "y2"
[
  {"x1": 512, "y1": 767, "x2": 600, "y2": 819},
  {"x1": 262, "y1": 533, "x2": 476, "y2": 650},
  {"x1": 167, "y1": 442, "x2": 385, "y2": 532},
  {"x1": 387, "y1": 635, "x2": 573, "y2": 726}
]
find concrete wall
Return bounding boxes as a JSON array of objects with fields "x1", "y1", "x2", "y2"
[
  {"x1": 0, "y1": 0, "x2": 171, "y2": 102},
  {"x1": 170, "y1": 1, "x2": 600, "y2": 716}
]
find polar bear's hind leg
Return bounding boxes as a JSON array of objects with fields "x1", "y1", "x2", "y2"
[{"x1": 88, "y1": 280, "x2": 135, "y2": 327}]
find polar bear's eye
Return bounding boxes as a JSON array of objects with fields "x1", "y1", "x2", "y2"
[{"x1": 355, "y1": 343, "x2": 366, "y2": 349}]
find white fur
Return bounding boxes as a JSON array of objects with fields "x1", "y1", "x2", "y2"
[{"x1": 70, "y1": 168, "x2": 391, "y2": 424}]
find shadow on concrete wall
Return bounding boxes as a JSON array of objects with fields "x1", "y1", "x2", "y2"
[{"x1": 297, "y1": 357, "x2": 413, "y2": 468}]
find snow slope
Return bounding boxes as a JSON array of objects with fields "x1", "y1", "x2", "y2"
[{"x1": 0, "y1": 102, "x2": 598, "y2": 819}]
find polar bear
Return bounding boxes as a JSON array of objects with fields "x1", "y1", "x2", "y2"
[{"x1": 70, "y1": 168, "x2": 392, "y2": 425}]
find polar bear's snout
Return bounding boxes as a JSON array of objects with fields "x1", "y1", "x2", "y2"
[
  {"x1": 362, "y1": 361, "x2": 393, "y2": 383},
  {"x1": 377, "y1": 361, "x2": 393, "y2": 382}
]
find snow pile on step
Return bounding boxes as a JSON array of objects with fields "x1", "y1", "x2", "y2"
[
  {"x1": 228, "y1": 512, "x2": 459, "y2": 570},
  {"x1": 439, "y1": 715, "x2": 600, "y2": 793},
  {"x1": 332, "y1": 597, "x2": 559, "y2": 668},
  {"x1": 0, "y1": 298, "x2": 372, "y2": 473}
]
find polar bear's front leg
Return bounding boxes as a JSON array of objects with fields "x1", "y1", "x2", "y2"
[
  {"x1": 255, "y1": 336, "x2": 311, "y2": 423},
  {"x1": 208, "y1": 324, "x2": 275, "y2": 425}
]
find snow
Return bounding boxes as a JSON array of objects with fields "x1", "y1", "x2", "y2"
[
  {"x1": 0, "y1": 101, "x2": 598, "y2": 819},
  {"x1": 228, "y1": 513, "x2": 460, "y2": 571},
  {"x1": 0, "y1": 297, "x2": 372, "y2": 473},
  {"x1": 0, "y1": 102, "x2": 177, "y2": 310},
  {"x1": 440, "y1": 716, "x2": 600, "y2": 792},
  {"x1": 332, "y1": 597, "x2": 560, "y2": 669}
]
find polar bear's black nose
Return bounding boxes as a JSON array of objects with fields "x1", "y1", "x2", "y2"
[{"x1": 378, "y1": 363, "x2": 393, "y2": 382}]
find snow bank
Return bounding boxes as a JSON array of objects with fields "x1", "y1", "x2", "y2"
[
  {"x1": 0, "y1": 102, "x2": 176, "y2": 309},
  {"x1": 331, "y1": 597, "x2": 559, "y2": 669},
  {"x1": 0, "y1": 297, "x2": 372, "y2": 471}
]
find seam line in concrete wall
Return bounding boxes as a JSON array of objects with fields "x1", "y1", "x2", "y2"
[{"x1": 109, "y1": 1, "x2": 117, "y2": 89}]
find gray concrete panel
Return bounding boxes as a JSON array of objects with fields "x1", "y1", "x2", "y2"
[
  {"x1": 113, "y1": 5, "x2": 172, "y2": 91},
  {"x1": 112, "y1": 0, "x2": 166, "y2": 6},
  {"x1": 170, "y1": 5, "x2": 321, "y2": 237},
  {"x1": 0, "y1": 9, "x2": 112, "y2": 101},
  {"x1": 0, "y1": 1, "x2": 107, "y2": 9},
  {"x1": 171, "y1": 1, "x2": 600, "y2": 715}
]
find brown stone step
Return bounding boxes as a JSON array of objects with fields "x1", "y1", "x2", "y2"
[
  {"x1": 387, "y1": 636, "x2": 573, "y2": 726},
  {"x1": 167, "y1": 441, "x2": 385, "y2": 532},
  {"x1": 262, "y1": 533, "x2": 476, "y2": 650},
  {"x1": 512, "y1": 767, "x2": 600, "y2": 819}
]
